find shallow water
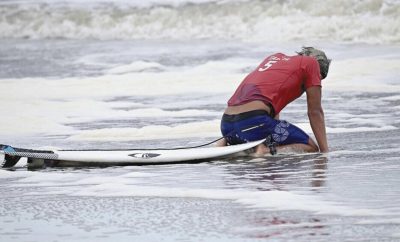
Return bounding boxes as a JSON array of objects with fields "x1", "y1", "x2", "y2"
[
  {"x1": 1, "y1": 0, "x2": 400, "y2": 241},
  {"x1": 1, "y1": 130, "x2": 400, "y2": 241},
  {"x1": 1, "y1": 38, "x2": 400, "y2": 242}
]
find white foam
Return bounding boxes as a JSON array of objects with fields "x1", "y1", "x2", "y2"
[
  {"x1": 380, "y1": 95, "x2": 400, "y2": 101},
  {"x1": 330, "y1": 147, "x2": 400, "y2": 156},
  {"x1": 0, "y1": 169, "x2": 33, "y2": 179},
  {"x1": 0, "y1": 58, "x2": 245, "y2": 136},
  {"x1": 64, "y1": 107, "x2": 218, "y2": 124},
  {"x1": 15, "y1": 172, "x2": 81, "y2": 184},
  {"x1": 325, "y1": 57, "x2": 400, "y2": 92},
  {"x1": 14, "y1": 173, "x2": 383, "y2": 216},
  {"x1": 0, "y1": 0, "x2": 399, "y2": 44},
  {"x1": 356, "y1": 218, "x2": 400, "y2": 225},
  {"x1": 107, "y1": 61, "x2": 166, "y2": 74},
  {"x1": 7, "y1": 166, "x2": 388, "y2": 217},
  {"x1": 0, "y1": 59, "x2": 244, "y2": 99},
  {"x1": 290, "y1": 122, "x2": 394, "y2": 136},
  {"x1": 326, "y1": 125, "x2": 397, "y2": 133},
  {"x1": 1, "y1": 0, "x2": 226, "y2": 8},
  {"x1": 119, "y1": 172, "x2": 159, "y2": 178},
  {"x1": 109, "y1": 108, "x2": 217, "y2": 118},
  {"x1": 66, "y1": 184, "x2": 386, "y2": 216},
  {"x1": 0, "y1": 51, "x2": 399, "y2": 137},
  {"x1": 67, "y1": 119, "x2": 220, "y2": 141}
]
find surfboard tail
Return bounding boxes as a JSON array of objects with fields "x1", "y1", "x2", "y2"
[
  {"x1": 2, "y1": 154, "x2": 21, "y2": 168},
  {"x1": 0, "y1": 145, "x2": 20, "y2": 168},
  {"x1": 1, "y1": 144, "x2": 56, "y2": 168}
]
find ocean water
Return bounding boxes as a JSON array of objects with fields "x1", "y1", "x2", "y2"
[{"x1": 1, "y1": 0, "x2": 400, "y2": 241}]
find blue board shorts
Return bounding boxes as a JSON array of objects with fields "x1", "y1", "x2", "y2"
[{"x1": 220, "y1": 110, "x2": 309, "y2": 146}]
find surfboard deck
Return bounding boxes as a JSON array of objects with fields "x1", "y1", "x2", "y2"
[{"x1": 1, "y1": 139, "x2": 265, "y2": 168}]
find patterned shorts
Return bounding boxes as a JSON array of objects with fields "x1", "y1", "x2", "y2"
[{"x1": 220, "y1": 110, "x2": 309, "y2": 146}]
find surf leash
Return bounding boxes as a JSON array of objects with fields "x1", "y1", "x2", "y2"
[{"x1": 59, "y1": 136, "x2": 227, "y2": 151}]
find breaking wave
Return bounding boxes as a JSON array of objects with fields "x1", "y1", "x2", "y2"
[{"x1": 0, "y1": 0, "x2": 399, "y2": 43}]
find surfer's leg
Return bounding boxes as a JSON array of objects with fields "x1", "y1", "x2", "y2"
[
  {"x1": 275, "y1": 121, "x2": 319, "y2": 152},
  {"x1": 254, "y1": 143, "x2": 269, "y2": 155},
  {"x1": 261, "y1": 119, "x2": 319, "y2": 154},
  {"x1": 276, "y1": 139, "x2": 318, "y2": 153},
  {"x1": 215, "y1": 138, "x2": 227, "y2": 147},
  {"x1": 254, "y1": 138, "x2": 317, "y2": 155}
]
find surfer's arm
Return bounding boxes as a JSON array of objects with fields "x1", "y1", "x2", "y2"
[{"x1": 306, "y1": 86, "x2": 329, "y2": 153}]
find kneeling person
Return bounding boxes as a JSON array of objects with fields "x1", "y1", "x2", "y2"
[{"x1": 219, "y1": 47, "x2": 331, "y2": 155}]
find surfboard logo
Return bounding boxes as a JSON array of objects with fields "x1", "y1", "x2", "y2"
[{"x1": 128, "y1": 153, "x2": 161, "y2": 159}]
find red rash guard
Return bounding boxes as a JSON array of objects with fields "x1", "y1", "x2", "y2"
[{"x1": 228, "y1": 53, "x2": 322, "y2": 115}]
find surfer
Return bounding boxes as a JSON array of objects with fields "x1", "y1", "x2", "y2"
[{"x1": 218, "y1": 47, "x2": 331, "y2": 155}]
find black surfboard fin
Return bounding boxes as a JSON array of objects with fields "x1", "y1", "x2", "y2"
[
  {"x1": 1, "y1": 144, "x2": 21, "y2": 168},
  {"x1": 2, "y1": 154, "x2": 21, "y2": 168}
]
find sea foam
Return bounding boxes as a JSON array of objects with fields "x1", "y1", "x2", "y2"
[
  {"x1": 6, "y1": 168, "x2": 386, "y2": 217},
  {"x1": 0, "y1": 0, "x2": 399, "y2": 44}
]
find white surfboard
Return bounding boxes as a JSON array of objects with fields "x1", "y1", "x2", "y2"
[{"x1": 1, "y1": 139, "x2": 265, "y2": 167}]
